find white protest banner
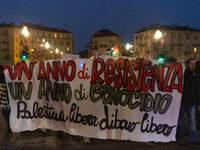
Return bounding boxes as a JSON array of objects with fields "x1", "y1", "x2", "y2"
[
  {"x1": 61, "y1": 53, "x2": 80, "y2": 59},
  {"x1": 96, "y1": 52, "x2": 109, "y2": 58},
  {"x1": 5, "y1": 55, "x2": 183, "y2": 142}
]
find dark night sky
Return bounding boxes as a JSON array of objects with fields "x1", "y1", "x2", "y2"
[{"x1": 1, "y1": 0, "x2": 200, "y2": 54}]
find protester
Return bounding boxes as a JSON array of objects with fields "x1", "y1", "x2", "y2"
[
  {"x1": 176, "y1": 58, "x2": 200, "y2": 147},
  {"x1": 195, "y1": 60, "x2": 200, "y2": 129},
  {"x1": 0, "y1": 66, "x2": 11, "y2": 133}
]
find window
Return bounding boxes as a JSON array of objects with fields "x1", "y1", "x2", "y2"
[
  {"x1": 48, "y1": 40, "x2": 51, "y2": 44},
  {"x1": 48, "y1": 33, "x2": 51, "y2": 37},
  {"x1": 66, "y1": 47, "x2": 69, "y2": 52},
  {"x1": 60, "y1": 41, "x2": 63, "y2": 45},
  {"x1": 54, "y1": 41, "x2": 57, "y2": 45},
  {"x1": 57, "y1": 34, "x2": 60, "y2": 38},
  {"x1": 60, "y1": 34, "x2": 63, "y2": 38},
  {"x1": 67, "y1": 35, "x2": 70, "y2": 39},
  {"x1": 42, "y1": 39, "x2": 45, "y2": 43},
  {"x1": 16, "y1": 46, "x2": 18, "y2": 50},
  {"x1": 194, "y1": 47, "x2": 197, "y2": 52},
  {"x1": 104, "y1": 44, "x2": 107, "y2": 48},
  {"x1": 16, "y1": 54, "x2": 18, "y2": 57},
  {"x1": 99, "y1": 44, "x2": 103, "y2": 48},
  {"x1": 37, "y1": 39, "x2": 40, "y2": 43},
  {"x1": 94, "y1": 45, "x2": 98, "y2": 50},
  {"x1": 140, "y1": 48, "x2": 142, "y2": 52},
  {"x1": 54, "y1": 33, "x2": 57, "y2": 38},
  {"x1": 154, "y1": 47, "x2": 156, "y2": 51},
  {"x1": 67, "y1": 41, "x2": 70, "y2": 46},
  {"x1": 105, "y1": 38, "x2": 107, "y2": 41},
  {"x1": 43, "y1": 32, "x2": 45, "y2": 37},
  {"x1": 37, "y1": 31, "x2": 39, "y2": 36},
  {"x1": 32, "y1": 38, "x2": 35, "y2": 43},
  {"x1": 16, "y1": 38, "x2": 18, "y2": 42},
  {"x1": 178, "y1": 47, "x2": 180, "y2": 51},
  {"x1": 170, "y1": 47, "x2": 173, "y2": 51}
]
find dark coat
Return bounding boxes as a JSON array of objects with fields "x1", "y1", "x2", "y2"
[{"x1": 181, "y1": 69, "x2": 200, "y2": 105}]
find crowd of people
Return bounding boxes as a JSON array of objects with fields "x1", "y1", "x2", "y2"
[{"x1": 1, "y1": 59, "x2": 200, "y2": 147}]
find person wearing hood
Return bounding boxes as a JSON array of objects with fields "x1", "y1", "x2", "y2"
[{"x1": 176, "y1": 58, "x2": 200, "y2": 147}]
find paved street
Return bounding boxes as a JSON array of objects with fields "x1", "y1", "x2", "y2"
[{"x1": 0, "y1": 111, "x2": 200, "y2": 150}]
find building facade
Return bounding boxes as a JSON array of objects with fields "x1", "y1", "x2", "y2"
[
  {"x1": 134, "y1": 23, "x2": 200, "y2": 61},
  {"x1": 0, "y1": 21, "x2": 74, "y2": 65},
  {"x1": 87, "y1": 29, "x2": 123, "y2": 58}
]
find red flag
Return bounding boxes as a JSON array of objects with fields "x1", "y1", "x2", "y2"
[{"x1": 113, "y1": 43, "x2": 119, "y2": 52}]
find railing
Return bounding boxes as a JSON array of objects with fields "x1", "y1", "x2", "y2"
[
  {"x1": 184, "y1": 51, "x2": 191, "y2": 55},
  {"x1": 3, "y1": 32, "x2": 8, "y2": 35},
  {"x1": 145, "y1": 50, "x2": 150, "y2": 54},
  {"x1": 193, "y1": 44, "x2": 200, "y2": 47},
  {"x1": 3, "y1": 41, "x2": 9, "y2": 44},
  {"x1": 139, "y1": 43, "x2": 147, "y2": 47},
  {"x1": 178, "y1": 35, "x2": 183, "y2": 39},
  {"x1": 3, "y1": 48, "x2": 10, "y2": 52},
  {"x1": 3, "y1": 56, "x2": 12, "y2": 60},
  {"x1": 134, "y1": 52, "x2": 139, "y2": 55}
]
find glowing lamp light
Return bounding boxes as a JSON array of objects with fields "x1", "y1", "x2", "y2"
[
  {"x1": 155, "y1": 30, "x2": 162, "y2": 39},
  {"x1": 22, "y1": 26, "x2": 29, "y2": 37}
]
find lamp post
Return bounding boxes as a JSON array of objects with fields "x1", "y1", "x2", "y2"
[
  {"x1": 55, "y1": 48, "x2": 58, "y2": 59},
  {"x1": 21, "y1": 26, "x2": 29, "y2": 59},
  {"x1": 45, "y1": 42, "x2": 49, "y2": 60},
  {"x1": 155, "y1": 30, "x2": 162, "y2": 58}
]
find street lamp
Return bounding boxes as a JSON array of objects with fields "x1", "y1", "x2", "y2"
[
  {"x1": 22, "y1": 26, "x2": 29, "y2": 37},
  {"x1": 45, "y1": 42, "x2": 49, "y2": 59},
  {"x1": 125, "y1": 43, "x2": 133, "y2": 56},
  {"x1": 155, "y1": 30, "x2": 162, "y2": 57},
  {"x1": 55, "y1": 48, "x2": 58, "y2": 59},
  {"x1": 126, "y1": 43, "x2": 133, "y2": 50}
]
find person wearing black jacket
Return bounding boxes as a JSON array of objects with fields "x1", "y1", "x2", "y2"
[
  {"x1": 0, "y1": 66, "x2": 11, "y2": 133},
  {"x1": 195, "y1": 60, "x2": 200, "y2": 129},
  {"x1": 176, "y1": 58, "x2": 200, "y2": 147}
]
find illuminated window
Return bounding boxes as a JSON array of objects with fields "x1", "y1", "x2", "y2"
[
  {"x1": 60, "y1": 34, "x2": 63, "y2": 38},
  {"x1": 54, "y1": 33, "x2": 57, "y2": 38},
  {"x1": 194, "y1": 47, "x2": 197, "y2": 52},
  {"x1": 37, "y1": 39, "x2": 39, "y2": 43},
  {"x1": 42, "y1": 39, "x2": 45, "y2": 43}
]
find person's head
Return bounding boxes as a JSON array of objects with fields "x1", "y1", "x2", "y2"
[{"x1": 186, "y1": 58, "x2": 195, "y2": 71}]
